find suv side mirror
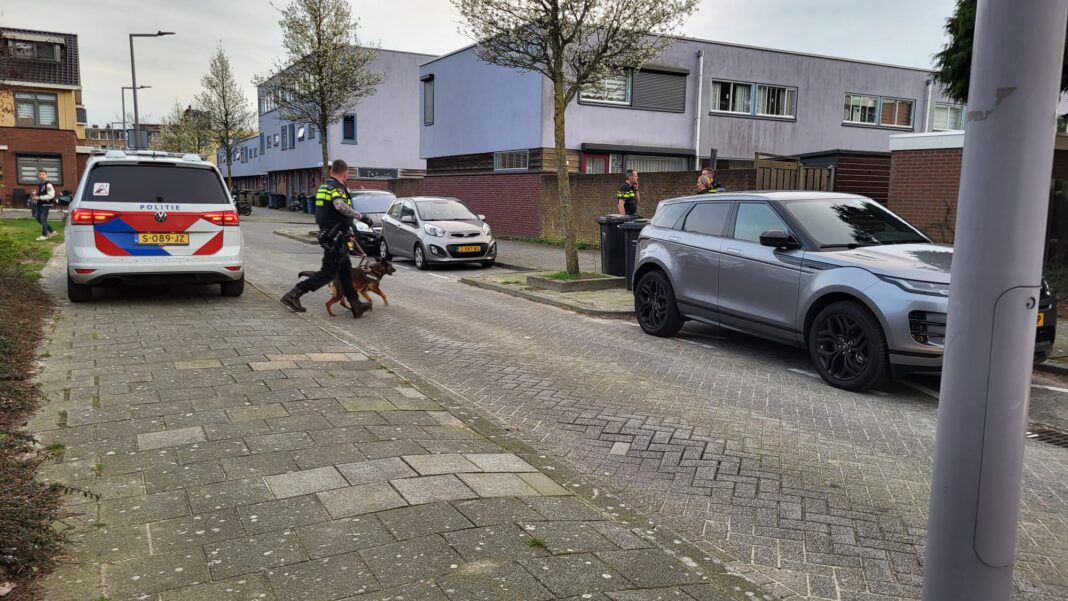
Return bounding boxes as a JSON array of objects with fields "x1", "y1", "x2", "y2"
[
  {"x1": 759, "y1": 229, "x2": 800, "y2": 250},
  {"x1": 57, "y1": 193, "x2": 73, "y2": 206},
  {"x1": 400, "y1": 215, "x2": 415, "y2": 224}
]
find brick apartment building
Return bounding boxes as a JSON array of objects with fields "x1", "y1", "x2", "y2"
[{"x1": 0, "y1": 27, "x2": 87, "y2": 206}]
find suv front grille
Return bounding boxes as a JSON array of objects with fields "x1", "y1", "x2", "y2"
[{"x1": 910, "y1": 311, "x2": 947, "y2": 347}]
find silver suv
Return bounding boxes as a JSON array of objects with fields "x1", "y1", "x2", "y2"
[{"x1": 632, "y1": 192, "x2": 1057, "y2": 391}]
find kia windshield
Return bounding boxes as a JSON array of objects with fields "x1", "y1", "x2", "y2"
[
  {"x1": 783, "y1": 198, "x2": 930, "y2": 248},
  {"x1": 415, "y1": 199, "x2": 478, "y2": 221}
]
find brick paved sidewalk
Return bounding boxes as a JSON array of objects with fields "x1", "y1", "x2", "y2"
[{"x1": 28, "y1": 270, "x2": 764, "y2": 600}]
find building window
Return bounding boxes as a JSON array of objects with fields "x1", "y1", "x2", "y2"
[
  {"x1": 76, "y1": 107, "x2": 87, "y2": 124},
  {"x1": 623, "y1": 155, "x2": 688, "y2": 173},
  {"x1": 308, "y1": 124, "x2": 316, "y2": 140},
  {"x1": 755, "y1": 84, "x2": 796, "y2": 118},
  {"x1": 494, "y1": 150, "x2": 529, "y2": 172},
  {"x1": 273, "y1": 133, "x2": 279, "y2": 146},
  {"x1": 357, "y1": 167, "x2": 399, "y2": 179},
  {"x1": 1059, "y1": 116, "x2": 1068, "y2": 133},
  {"x1": 880, "y1": 98, "x2": 913, "y2": 127},
  {"x1": 260, "y1": 133, "x2": 266, "y2": 153},
  {"x1": 281, "y1": 125, "x2": 288, "y2": 150},
  {"x1": 297, "y1": 126, "x2": 305, "y2": 141},
  {"x1": 711, "y1": 80, "x2": 795, "y2": 119},
  {"x1": 844, "y1": 94, "x2": 913, "y2": 128},
  {"x1": 934, "y1": 102, "x2": 966, "y2": 130},
  {"x1": 15, "y1": 92, "x2": 58, "y2": 128},
  {"x1": 711, "y1": 81, "x2": 752, "y2": 114},
  {"x1": 423, "y1": 76, "x2": 434, "y2": 126},
  {"x1": 288, "y1": 124, "x2": 296, "y2": 147},
  {"x1": 17, "y1": 155, "x2": 62, "y2": 185},
  {"x1": 342, "y1": 114, "x2": 357, "y2": 144},
  {"x1": 9, "y1": 40, "x2": 60, "y2": 61},
  {"x1": 580, "y1": 72, "x2": 632, "y2": 105}
]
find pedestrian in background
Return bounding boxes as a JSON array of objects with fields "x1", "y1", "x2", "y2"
[
  {"x1": 699, "y1": 168, "x2": 724, "y2": 193},
  {"x1": 30, "y1": 169, "x2": 57, "y2": 240},
  {"x1": 617, "y1": 169, "x2": 640, "y2": 216}
]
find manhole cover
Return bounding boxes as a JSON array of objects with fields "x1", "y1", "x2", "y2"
[{"x1": 1026, "y1": 425, "x2": 1068, "y2": 448}]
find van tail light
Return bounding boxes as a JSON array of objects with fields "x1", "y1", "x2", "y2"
[
  {"x1": 202, "y1": 211, "x2": 239, "y2": 226},
  {"x1": 71, "y1": 209, "x2": 119, "y2": 224}
]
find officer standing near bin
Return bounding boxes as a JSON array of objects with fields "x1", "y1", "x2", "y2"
[
  {"x1": 616, "y1": 170, "x2": 640, "y2": 216},
  {"x1": 280, "y1": 159, "x2": 373, "y2": 317}
]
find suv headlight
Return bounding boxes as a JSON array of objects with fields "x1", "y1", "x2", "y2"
[
  {"x1": 879, "y1": 275, "x2": 950, "y2": 297},
  {"x1": 482, "y1": 223, "x2": 491, "y2": 236},
  {"x1": 424, "y1": 224, "x2": 445, "y2": 237},
  {"x1": 355, "y1": 221, "x2": 372, "y2": 233}
]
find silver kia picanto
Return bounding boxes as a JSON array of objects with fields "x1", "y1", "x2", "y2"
[{"x1": 632, "y1": 192, "x2": 1057, "y2": 391}]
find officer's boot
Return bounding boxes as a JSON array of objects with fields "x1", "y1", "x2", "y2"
[
  {"x1": 281, "y1": 286, "x2": 308, "y2": 313},
  {"x1": 348, "y1": 294, "x2": 372, "y2": 318}
]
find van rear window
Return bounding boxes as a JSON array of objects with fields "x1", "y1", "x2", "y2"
[{"x1": 85, "y1": 164, "x2": 230, "y2": 204}]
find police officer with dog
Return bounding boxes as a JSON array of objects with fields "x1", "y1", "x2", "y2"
[{"x1": 281, "y1": 159, "x2": 374, "y2": 317}]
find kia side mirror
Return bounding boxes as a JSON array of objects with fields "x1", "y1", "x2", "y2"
[
  {"x1": 401, "y1": 215, "x2": 415, "y2": 224},
  {"x1": 759, "y1": 229, "x2": 799, "y2": 249}
]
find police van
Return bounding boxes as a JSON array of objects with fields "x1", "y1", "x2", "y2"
[{"x1": 64, "y1": 150, "x2": 245, "y2": 302}]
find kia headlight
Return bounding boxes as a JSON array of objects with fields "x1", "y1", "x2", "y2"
[
  {"x1": 424, "y1": 224, "x2": 445, "y2": 237},
  {"x1": 879, "y1": 275, "x2": 950, "y2": 297},
  {"x1": 482, "y1": 222, "x2": 491, "y2": 236}
]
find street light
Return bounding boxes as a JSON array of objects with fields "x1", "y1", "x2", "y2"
[
  {"x1": 121, "y1": 85, "x2": 150, "y2": 148},
  {"x1": 129, "y1": 30, "x2": 174, "y2": 149}
]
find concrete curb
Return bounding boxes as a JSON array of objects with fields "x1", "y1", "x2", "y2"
[
  {"x1": 1036, "y1": 360, "x2": 1068, "y2": 377},
  {"x1": 273, "y1": 229, "x2": 317, "y2": 245},
  {"x1": 460, "y1": 276, "x2": 633, "y2": 319}
]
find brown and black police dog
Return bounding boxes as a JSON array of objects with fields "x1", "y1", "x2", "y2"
[{"x1": 298, "y1": 257, "x2": 396, "y2": 316}]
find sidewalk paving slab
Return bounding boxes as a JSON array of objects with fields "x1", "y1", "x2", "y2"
[{"x1": 31, "y1": 255, "x2": 771, "y2": 601}]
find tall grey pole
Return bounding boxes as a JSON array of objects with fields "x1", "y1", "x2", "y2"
[
  {"x1": 129, "y1": 35, "x2": 140, "y2": 150},
  {"x1": 121, "y1": 89, "x2": 127, "y2": 149},
  {"x1": 922, "y1": 1, "x2": 1067, "y2": 599}
]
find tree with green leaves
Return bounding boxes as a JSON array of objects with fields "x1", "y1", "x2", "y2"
[
  {"x1": 452, "y1": 0, "x2": 699, "y2": 274},
  {"x1": 933, "y1": 0, "x2": 1068, "y2": 104},
  {"x1": 196, "y1": 44, "x2": 255, "y2": 189},
  {"x1": 256, "y1": 0, "x2": 382, "y2": 182}
]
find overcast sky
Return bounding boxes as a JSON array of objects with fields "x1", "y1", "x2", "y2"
[{"x1": 2, "y1": 0, "x2": 957, "y2": 126}]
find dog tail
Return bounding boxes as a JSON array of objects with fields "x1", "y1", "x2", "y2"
[{"x1": 297, "y1": 270, "x2": 316, "y2": 279}]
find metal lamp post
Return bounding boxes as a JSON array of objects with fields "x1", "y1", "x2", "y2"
[
  {"x1": 121, "y1": 85, "x2": 150, "y2": 149},
  {"x1": 922, "y1": 0, "x2": 1067, "y2": 599},
  {"x1": 129, "y1": 31, "x2": 174, "y2": 149}
]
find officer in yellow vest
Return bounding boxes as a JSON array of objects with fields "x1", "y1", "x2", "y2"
[{"x1": 281, "y1": 159, "x2": 373, "y2": 317}]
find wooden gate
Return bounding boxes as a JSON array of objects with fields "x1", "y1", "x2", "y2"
[{"x1": 755, "y1": 154, "x2": 833, "y2": 191}]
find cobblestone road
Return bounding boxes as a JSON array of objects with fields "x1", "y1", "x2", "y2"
[{"x1": 251, "y1": 222, "x2": 1065, "y2": 600}]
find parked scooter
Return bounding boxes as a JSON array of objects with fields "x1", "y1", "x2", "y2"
[
  {"x1": 233, "y1": 193, "x2": 253, "y2": 216},
  {"x1": 288, "y1": 193, "x2": 307, "y2": 213}
]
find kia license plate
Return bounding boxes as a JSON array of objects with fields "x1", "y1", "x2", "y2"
[{"x1": 458, "y1": 245, "x2": 481, "y2": 253}]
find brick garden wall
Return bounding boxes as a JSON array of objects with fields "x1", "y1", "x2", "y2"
[
  {"x1": 1, "y1": 127, "x2": 80, "y2": 207},
  {"x1": 886, "y1": 148, "x2": 963, "y2": 243},
  {"x1": 421, "y1": 173, "x2": 545, "y2": 239}
]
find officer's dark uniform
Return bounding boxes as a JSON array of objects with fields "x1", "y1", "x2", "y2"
[
  {"x1": 280, "y1": 177, "x2": 370, "y2": 317},
  {"x1": 616, "y1": 182, "x2": 638, "y2": 216}
]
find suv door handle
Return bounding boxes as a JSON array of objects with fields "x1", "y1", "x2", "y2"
[{"x1": 726, "y1": 247, "x2": 743, "y2": 255}]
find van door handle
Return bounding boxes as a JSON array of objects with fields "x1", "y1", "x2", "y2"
[
  {"x1": 668, "y1": 236, "x2": 680, "y2": 242},
  {"x1": 726, "y1": 247, "x2": 743, "y2": 255}
]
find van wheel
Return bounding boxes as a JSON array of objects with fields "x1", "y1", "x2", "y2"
[
  {"x1": 67, "y1": 274, "x2": 93, "y2": 303},
  {"x1": 220, "y1": 277, "x2": 245, "y2": 297},
  {"x1": 808, "y1": 301, "x2": 889, "y2": 391},
  {"x1": 634, "y1": 270, "x2": 683, "y2": 337}
]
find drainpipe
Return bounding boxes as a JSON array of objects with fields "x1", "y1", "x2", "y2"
[
  {"x1": 924, "y1": 78, "x2": 935, "y2": 132},
  {"x1": 693, "y1": 50, "x2": 705, "y2": 168}
]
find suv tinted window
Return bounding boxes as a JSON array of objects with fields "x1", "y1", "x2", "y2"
[
  {"x1": 733, "y1": 202, "x2": 788, "y2": 242},
  {"x1": 650, "y1": 202, "x2": 691, "y2": 229},
  {"x1": 86, "y1": 164, "x2": 229, "y2": 204},
  {"x1": 683, "y1": 202, "x2": 731, "y2": 236}
]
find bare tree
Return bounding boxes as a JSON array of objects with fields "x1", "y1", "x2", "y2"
[
  {"x1": 453, "y1": 0, "x2": 698, "y2": 273},
  {"x1": 197, "y1": 44, "x2": 255, "y2": 189},
  {"x1": 256, "y1": 0, "x2": 383, "y2": 182},
  {"x1": 153, "y1": 101, "x2": 212, "y2": 155}
]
